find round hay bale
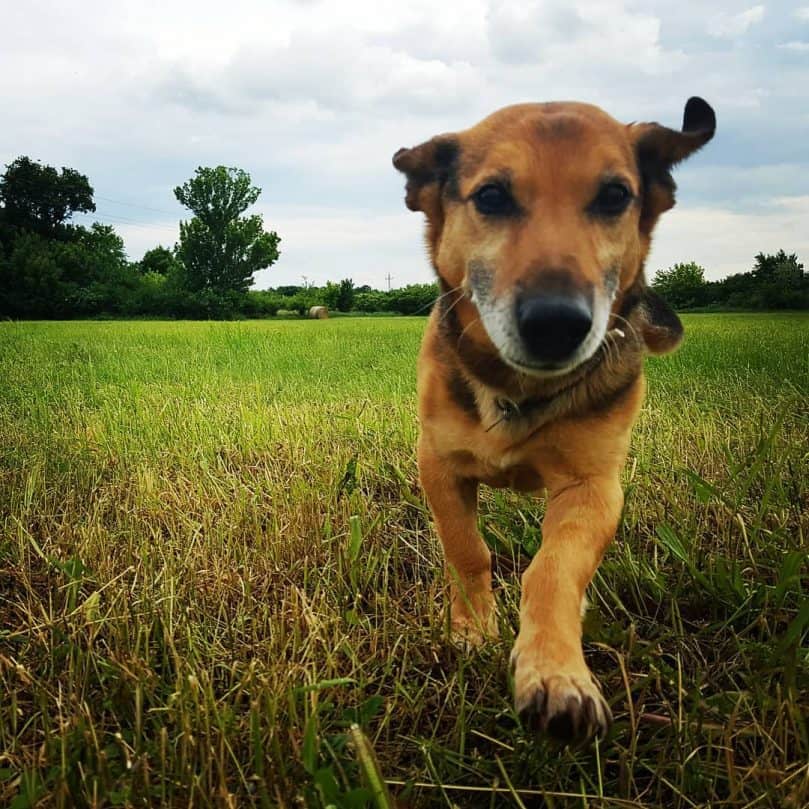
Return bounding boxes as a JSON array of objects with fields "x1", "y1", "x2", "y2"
[{"x1": 308, "y1": 305, "x2": 329, "y2": 319}]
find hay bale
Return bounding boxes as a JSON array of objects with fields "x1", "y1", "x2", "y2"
[{"x1": 308, "y1": 306, "x2": 329, "y2": 319}]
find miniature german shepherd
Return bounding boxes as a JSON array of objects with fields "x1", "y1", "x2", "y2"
[{"x1": 393, "y1": 97, "x2": 715, "y2": 743}]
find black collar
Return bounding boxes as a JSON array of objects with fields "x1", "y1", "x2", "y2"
[{"x1": 485, "y1": 348, "x2": 608, "y2": 431}]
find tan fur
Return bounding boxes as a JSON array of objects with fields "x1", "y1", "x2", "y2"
[{"x1": 395, "y1": 98, "x2": 715, "y2": 742}]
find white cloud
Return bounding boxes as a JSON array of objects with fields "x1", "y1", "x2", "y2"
[
  {"x1": 707, "y1": 5, "x2": 765, "y2": 38},
  {"x1": 252, "y1": 206, "x2": 427, "y2": 288},
  {"x1": 778, "y1": 41, "x2": 809, "y2": 51},
  {"x1": 796, "y1": 7, "x2": 809, "y2": 21},
  {"x1": 648, "y1": 196, "x2": 809, "y2": 281},
  {"x1": 486, "y1": 1, "x2": 683, "y2": 75}
]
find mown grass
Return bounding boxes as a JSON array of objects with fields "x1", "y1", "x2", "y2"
[{"x1": 0, "y1": 313, "x2": 807, "y2": 808}]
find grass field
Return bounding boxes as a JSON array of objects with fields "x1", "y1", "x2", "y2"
[{"x1": 0, "y1": 313, "x2": 807, "y2": 808}]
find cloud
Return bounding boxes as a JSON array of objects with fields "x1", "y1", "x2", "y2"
[
  {"x1": 647, "y1": 196, "x2": 809, "y2": 281},
  {"x1": 778, "y1": 41, "x2": 809, "y2": 52},
  {"x1": 251, "y1": 206, "x2": 426, "y2": 288},
  {"x1": 486, "y1": 1, "x2": 683, "y2": 75},
  {"x1": 796, "y1": 7, "x2": 809, "y2": 21},
  {"x1": 707, "y1": 5, "x2": 765, "y2": 38}
]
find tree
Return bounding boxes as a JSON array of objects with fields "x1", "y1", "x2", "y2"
[
  {"x1": 321, "y1": 281, "x2": 340, "y2": 310},
  {"x1": 0, "y1": 223, "x2": 136, "y2": 318},
  {"x1": 137, "y1": 245, "x2": 180, "y2": 276},
  {"x1": 0, "y1": 156, "x2": 95, "y2": 238},
  {"x1": 752, "y1": 250, "x2": 803, "y2": 282},
  {"x1": 387, "y1": 283, "x2": 440, "y2": 314},
  {"x1": 651, "y1": 262, "x2": 709, "y2": 309},
  {"x1": 353, "y1": 289, "x2": 390, "y2": 313},
  {"x1": 336, "y1": 278, "x2": 355, "y2": 312},
  {"x1": 0, "y1": 232, "x2": 66, "y2": 317},
  {"x1": 174, "y1": 166, "x2": 280, "y2": 294},
  {"x1": 749, "y1": 250, "x2": 807, "y2": 309}
]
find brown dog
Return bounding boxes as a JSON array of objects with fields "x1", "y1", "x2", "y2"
[{"x1": 393, "y1": 98, "x2": 715, "y2": 743}]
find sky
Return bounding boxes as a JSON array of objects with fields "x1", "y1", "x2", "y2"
[{"x1": 2, "y1": 1, "x2": 807, "y2": 288}]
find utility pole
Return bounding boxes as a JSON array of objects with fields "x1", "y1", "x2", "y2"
[{"x1": 385, "y1": 272, "x2": 393, "y2": 291}]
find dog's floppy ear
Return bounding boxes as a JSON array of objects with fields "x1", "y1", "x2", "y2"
[
  {"x1": 638, "y1": 287, "x2": 684, "y2": 355},
  {"x1": 620, "y1": 279, "x2": 684, "y2": 355},
  {"x1": 633, "y1": 97, "x2": 716, "y2": 233},
  {"x1": 392, "y1": 135, "x2": 458, "y2": 216},
  {"x1": 393, "y1": 135, "x2": 459, "y2": 259}
]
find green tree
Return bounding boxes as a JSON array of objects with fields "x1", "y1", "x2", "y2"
[
  {"x1": 0, "y1": 156, "x2": 95, "y2": 238},
  {"x1": 750, "y1": 250, "x2": 807, "y2": 308},
  {"x1": 321, "y1": 281, "x2": 340, "y2": 310},
  {"x1": 651, "y1": 262, "x2": 708, "y2": 309},
  {"x1": 336, "y1": 278, "x2": 355, "y2": 312},
  {"x1": 387, "y1": 283, "x2": 440, "y2": 314},
  {"x1": 137, "y1": 245, "x2": 179, "y2": 276},
  {"x1": 173, "y1": 166, "x2": 280, "y2": 294},
  {"x1": 55, "y1": 224, "x2": 134, "y2": 315},
  {"x1": 752, "y1": 250, "x2": 801, "y2": 282},
  {"x1": 0, "y1": 232, "x2": 66, "y2": 317},
  {"x1": 0, "y1": 223, "x2": 136, "y2": 318},
  {"x1": 353, "y1": 290, "x2": 389, "y2": 312}
]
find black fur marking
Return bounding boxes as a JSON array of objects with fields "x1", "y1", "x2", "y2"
[
  {"x1": 587, "y1": 370, "x2": 641, "y2": 415},
  {"x1": 682, "y1": 97, "x2": 716, "y2": 136},
  {"x1": 618, "y1": 284, "x2": 644, "y2": 319},
  {"x1": 642, "y1": 288, "x2": 683, "y2": 336},
  {"x1": 635, "y1": 98, "x2": 716, "y2": 216},
  {"x1": 447, "y1": 368, "x2": 479, "y2": 419},
  {"x1": 435, "y1": 139, "x2": 460, "y2": 201},
  {"x1": 393, "y1": 136, "x2": 460, "y2": 210},
  {"x1": 635, "y1": 140, "x2": 676, "y2": 207}
]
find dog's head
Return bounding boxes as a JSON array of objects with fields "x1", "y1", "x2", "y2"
[{"x1": 394, "y1": 98, "x2": 715, "y2": 377}]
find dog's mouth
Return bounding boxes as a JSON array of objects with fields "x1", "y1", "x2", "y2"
[{"x1": 497, "y1": 352, "x2": 586, "y2": 378}]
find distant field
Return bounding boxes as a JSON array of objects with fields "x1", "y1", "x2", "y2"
[{"x1": 0, "y1": 314, "x2": 807, "y2": 808}]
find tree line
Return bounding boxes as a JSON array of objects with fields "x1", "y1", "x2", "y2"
[
  {"x1": 651, "y1": 255, "x2": 808, "y2": 311},
  {"x1": 1, "y1": 155, "x2": 806, "y2": 319},
  {"x1": 0, "y1": 156, "x2": 438, "y2": 319}
]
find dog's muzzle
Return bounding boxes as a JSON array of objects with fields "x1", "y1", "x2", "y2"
[{"x1": 515, "y1": 292, "x2": 593, "y2": 366}]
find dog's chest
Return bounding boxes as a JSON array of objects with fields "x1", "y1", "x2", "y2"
[
  {"x1": 432, "y1": 416, "x2": 551, "y2": 493},
  {"x1": 448, "y1": 445, "x2": 545, "y2": 493}
]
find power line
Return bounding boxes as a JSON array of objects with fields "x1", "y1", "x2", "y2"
[
  {"x1": 94, "y1": 195, "x2": 178, "y2": 216},
  {"x1": 94, "y1": 209, "x2": 176, "y2": 228},
  {"x1": 77, "y1": 210, "x2": 178, "y2": 233}
]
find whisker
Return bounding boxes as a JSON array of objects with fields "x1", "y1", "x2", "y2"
[
  {"x1": 414, "y1": 284, "x2": 464, "y2": 316},
  {"x1": 439, "y1": 287, "x2": 468, "y2": 324},
  {"x1": 611, "y1": 312, "x2": 641, "y2": 343},
  {"x1": 599, "y1": 333, "x2": 613, "y2": 369},
  {"x1": 457, "y1": 314, "x2": 481, "y2": 345},
  {"x1": 605, "y1": 333, "x2": 619, "y2": 369}
]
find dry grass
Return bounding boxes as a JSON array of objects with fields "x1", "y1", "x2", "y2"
[{"x1": 0, "y1": 314, "x2": 807, "y2": 808}]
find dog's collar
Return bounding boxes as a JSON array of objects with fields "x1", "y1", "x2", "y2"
[
  {"x1": 485, "y1": 328, "x2": 629, "y2": 432},
  {"x1": 486, "y1": 387, "x2": 571, "y2": 432},
  {"x1": 488, "y1": 394, "x2": 550, "y2": 431}
]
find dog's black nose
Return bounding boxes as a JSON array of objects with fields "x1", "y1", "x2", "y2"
[{"x1": 515, "y1": 294, "x2": 593, "y2": 365}]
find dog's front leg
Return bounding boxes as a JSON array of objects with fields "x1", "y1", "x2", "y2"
[
  {"x1": 511, "y1": 474, "x2": 623, "y2": 742},
  {"x1": 418, "y1": 439, "x2": 497, "y2": 645}
]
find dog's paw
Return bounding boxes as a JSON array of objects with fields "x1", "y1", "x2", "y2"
[
  {"x1": 511, "y1": 649, "x2": 611, "y2": 743},
  {"x1": 450, "y1": 595, "x2": 499, "y2": 648}
]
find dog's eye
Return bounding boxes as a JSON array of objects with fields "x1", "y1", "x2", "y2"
[
  {"x1": 472, "y1": 184, "x2": 516, "y2": 216},
  {"x1": 591, "y1": 182, "x2": 633, "y2": 216}
]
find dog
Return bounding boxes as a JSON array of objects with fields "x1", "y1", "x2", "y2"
[{"x1": 393, "y1": 97, "x2": 715, "y2": 743}]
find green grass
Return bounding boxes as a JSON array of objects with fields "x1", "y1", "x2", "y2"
[{"x1": 0, "y1": 313, "x2": 807, "y2": 808}]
